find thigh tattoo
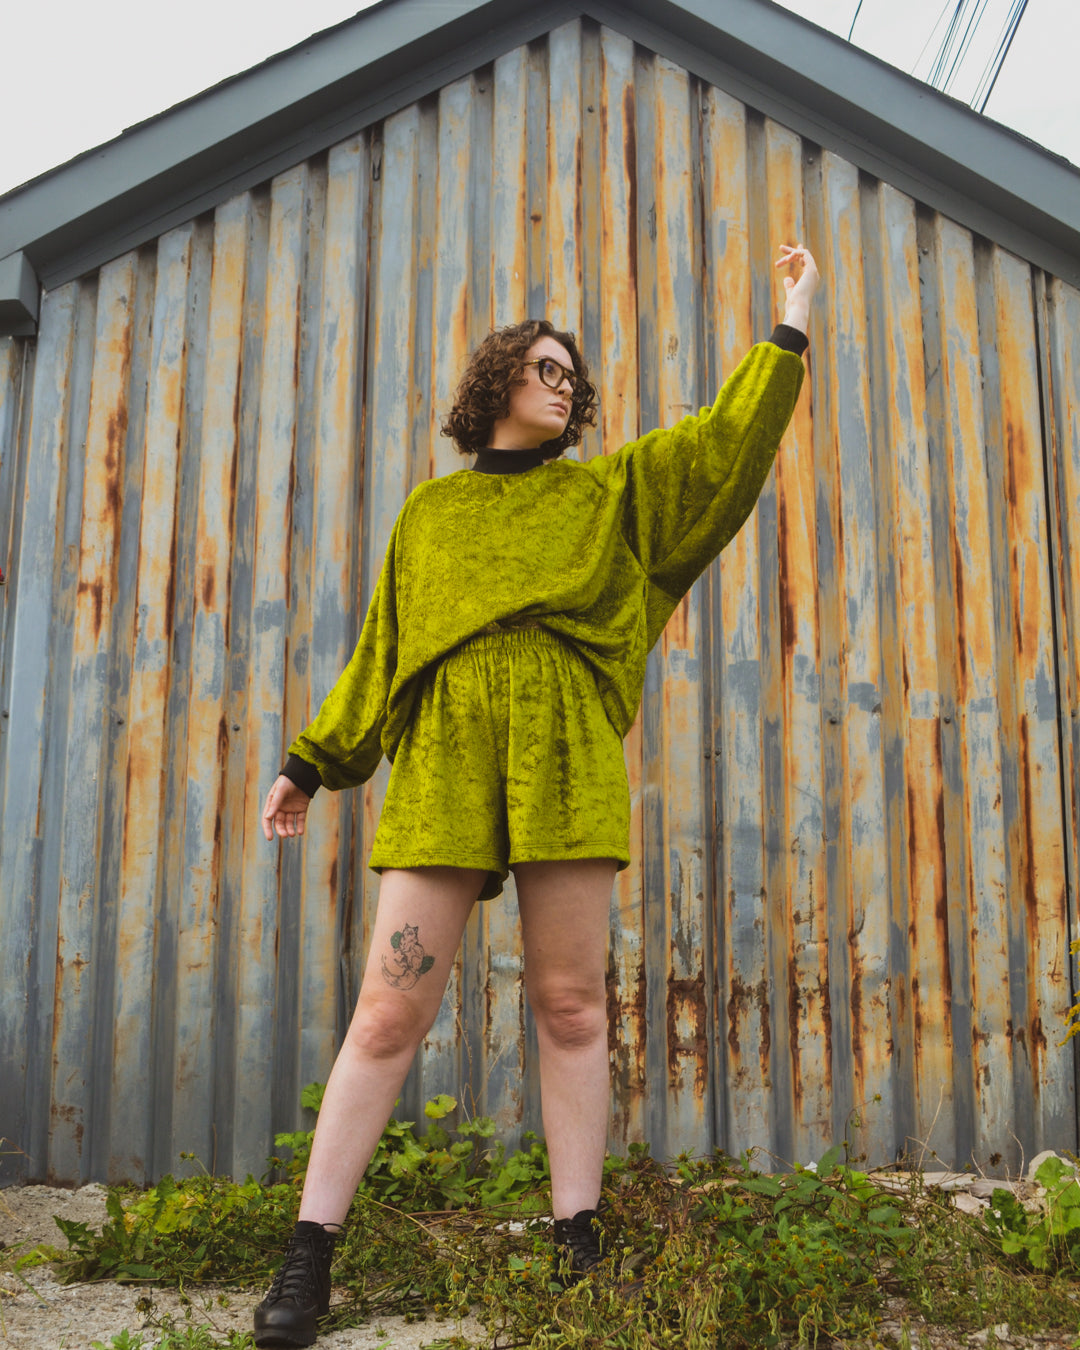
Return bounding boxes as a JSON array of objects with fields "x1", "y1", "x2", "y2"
[{"x1": 381, "y1": 923, "x2": 437, "y2": 990}]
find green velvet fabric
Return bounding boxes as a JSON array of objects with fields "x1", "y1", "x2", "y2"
[
  {"x1": 367, "y1": 627, "x2": 631, "y2": 900},
  {"x1": 288, "y1": 340, "x2": 805, "y2": 788}
]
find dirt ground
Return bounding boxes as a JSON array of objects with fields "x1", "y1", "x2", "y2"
[{"x1": 0, "y1": 1185, "x2": 486, "y2": 1349}]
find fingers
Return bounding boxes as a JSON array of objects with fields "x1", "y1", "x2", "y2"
[
  {"x1": 261, "y1": 777, "x2": 308, "y2": 841},
  {"x1": 775, "y1": 242, "x2": 815, "y2": 269},
  {"x1": 261, "y1": 783, "x2": 279, "y2": 841}
]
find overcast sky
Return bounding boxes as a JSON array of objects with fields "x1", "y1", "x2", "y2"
[{"x1": 2, "y1": 0, "x2": 1076, "y2": 199}]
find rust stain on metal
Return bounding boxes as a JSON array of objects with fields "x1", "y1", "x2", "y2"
[
  {"x1": 622, "y1": 82, "x2": 637, "y2": 295},
  {"x1": 163, "y1": 518, "x2": 178, "y2": 641},
  {"x1": 935, "y1": 880, "x2": 953, "y2": 1007},
  {"x1": 666, "y1": 970, "x2": 708, "y2": 1094},
  {"x1": 757, "y1": 959, "x2": 772, "y2": 1068},
  {"x1": 725, "y1": 972, "x2": 770, "y2": 1074},
  {"x1": 665, "y1": 593, "x2": 691, "y2": 652},
  {"x1": 777, "y1": 483, "x2": 796, "y2": 658},
  {"x1": 606, "y1": 953, "x2": 649, "y2": 1127},
  {"x1": 574, "y1": 133, "x2": 584, "y2": 296},
  {"x1": 77, "y1": 578, "x2": 105, "y2": 637},
  {"x1": 952, "y1": 535, "x2": 967, "y2": 693},
  {"x1": 1019, "y1": 715, "x2": 1037, "y2": 922},
  {"x1": 787, "y1": 951, "x2": 803, "y2": 1108},
  {"x1": 849, "y1": 961, "x2": 863, "y2": 1066},
  {"x1": 1017, "y1": 714, "x2": 1045, "y2": 1082},
  {"x1": 49, "y1": 1103, "x2": 84, "y2": 1146},
  {"x1": 819, "y1": 967, "x2": 833, "y2": 1079},
  {"x1": 1006, "y1": 422, "x2": 1041, "y2": 662},
  {"x1": 216, "y1": 715, "x2": 229, "y2": 762},
  {"x1": 105, "y1": 406, "x2": 127, "y2": 521}
]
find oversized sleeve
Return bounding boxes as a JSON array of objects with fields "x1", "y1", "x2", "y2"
[
  {"x1": 283, "y1": 522, "x2": 401, "y2": 793},
  {"x1": 590, "y1": 334, "x2": 805, "y2": 603}
]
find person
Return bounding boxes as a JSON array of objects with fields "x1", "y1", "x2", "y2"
[{"x1": 252, "y1": 245, "x2": 820, "y2": 1348}]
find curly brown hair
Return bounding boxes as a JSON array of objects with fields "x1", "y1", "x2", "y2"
[{"x1": 441, "y1": 319, "x2": 599, "y2": 456}]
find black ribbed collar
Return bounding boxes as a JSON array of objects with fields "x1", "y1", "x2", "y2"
[{"x1": 471, "y1": 447, "x2": 554, "y2": 474}]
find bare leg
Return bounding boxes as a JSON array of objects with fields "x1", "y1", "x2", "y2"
[
  {"x1": 297, "y1": 865, "x2": 486, "y2": 1226},
  {"x1": 514, "y1": 858, "x2": 616, "y2": 1219}
]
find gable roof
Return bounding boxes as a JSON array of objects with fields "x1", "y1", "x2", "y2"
[{"x1": 2, "y1": 0, "x2": 1078, "y2": 336}]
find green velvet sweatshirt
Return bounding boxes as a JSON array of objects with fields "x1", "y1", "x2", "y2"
[{"x1": 284, "y1": 328, "x2": 807, "y2": 795}]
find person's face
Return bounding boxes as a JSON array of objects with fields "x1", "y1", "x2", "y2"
[{"x1": 489, "y1": 337, "x2": 576, "y2": 450}]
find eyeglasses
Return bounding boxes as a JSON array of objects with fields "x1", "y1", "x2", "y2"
[{"x1": 523, "y1": 356, "x2": 579, "y2": 392}]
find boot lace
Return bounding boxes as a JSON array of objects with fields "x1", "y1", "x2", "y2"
[
  {"x1": 265, "y1": 1229, "x2": 334, "y2": 1305},
  {"x1": 554, "y1": 1210, "x2": 602, "y2": 1273}
]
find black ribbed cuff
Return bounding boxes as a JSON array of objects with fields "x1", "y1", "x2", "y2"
[
  {"x1": 281, "y1": 754, "x2": 323, "y2": 797},
  {"x1": 768, "y1": 323, "x2": 809, "y2": 356}
]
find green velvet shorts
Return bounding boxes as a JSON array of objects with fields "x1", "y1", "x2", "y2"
[{"x1": 367, "y1": 626, "x2": 631, "y2": 901}]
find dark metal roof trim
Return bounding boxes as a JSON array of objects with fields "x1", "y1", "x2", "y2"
[
  {"x1": 0, "y1": 253, "x2": 40, "y2": 337},
  {"x1": 0, "y1": 0, "x2": 1077, "y2": 325}
]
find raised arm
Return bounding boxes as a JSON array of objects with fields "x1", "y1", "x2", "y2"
[{"x1": 584, "y1": 245, "x2": 819, "y2": 628}]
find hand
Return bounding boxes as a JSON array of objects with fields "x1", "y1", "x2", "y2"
[
  {"x1": 262, "y1": 774, "x2": 311, "y2": 841},
  {"x1": 775, "y1": 243, "x2": 820, "y2": 335}
]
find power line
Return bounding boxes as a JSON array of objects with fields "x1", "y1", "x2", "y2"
[
  {"x1": 912, "y1": 0, "x2": 960, "y2": 78},
  {"x1": 847, "y1": 0, "x2": 865, "y2": 41},
  {"x1": 926, "y1": 1, "x2": 967, "y2": 88},
  {"x1": 940, "y1": 0, "x2": 993, "y2": 94},
  {"x1": 919, "y1": 0, "x2": 1028, "y2": 112},
  {"x1": 972, "y1": 0, "x2": 1031, "y2": 112}
]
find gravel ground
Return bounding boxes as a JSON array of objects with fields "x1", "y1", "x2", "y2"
[{"x1": 0, "y1": 1186, "x2": 486, "y2": 1349}]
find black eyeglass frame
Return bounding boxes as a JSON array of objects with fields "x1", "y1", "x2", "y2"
[{"x1": 522, "y1": 356, "x2": 579, "y2": 392}]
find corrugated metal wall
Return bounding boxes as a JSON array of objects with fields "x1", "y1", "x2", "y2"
[{"x1": 1, "y1": 19, "x2": 1077, "y2": 1186}]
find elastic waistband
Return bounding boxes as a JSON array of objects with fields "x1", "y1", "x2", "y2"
[{"x1": 451, "y1": 623, "x2": 568, "y2": 655}]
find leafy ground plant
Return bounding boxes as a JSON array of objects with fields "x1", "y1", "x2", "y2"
[
  {"x1": 984, "y1": 1154, "x2": 1080, "y2": 1272},
  {"x1": 27, "y1": 1092, "x2": 1080, "y2": 1348},
  {"x1": 90, "y1": 1327, "x2": 253, "y2": 1349},
  {"x1": 273, "y1": 1086, "x2": 552, "y2": 1213}
]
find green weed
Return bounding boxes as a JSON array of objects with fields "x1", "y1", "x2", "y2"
[
  {"x1": 90, "y1": 1327, "x2": 253, "y2": 1349},
  {"x1": 32, "y1": 1090, "x2": 1080, "y2": 1348},
  {"x1": 983, "y1": 1154, "x2": 1080, "y2": 1271},
  {"x1": 272, "y1": 1087, "x2": 551, "y2": 1212}
]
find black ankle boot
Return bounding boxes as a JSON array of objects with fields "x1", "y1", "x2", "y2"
[
  {"x1": 552, "y1": 1208, "x2": 603, "y2": 1284},
  {"x1": 253, "y1": 1220, "x2": 337, "y2": 1348}
]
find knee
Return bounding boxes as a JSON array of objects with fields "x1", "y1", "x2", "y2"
[
  {"x1": 529, "y1": 986, "x2": 607, "y2": 1051},
  {"x1": 346, "y1": 993, "x2": 432, "y2": 1061}
]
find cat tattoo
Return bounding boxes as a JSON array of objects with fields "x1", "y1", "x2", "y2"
[{"x1": 381, "y1": 922, "x2": 436, "y2": 990}]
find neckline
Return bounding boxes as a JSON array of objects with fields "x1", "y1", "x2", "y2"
[{"x1": 471, "y1": 447, "x2": 555, "y2": 475}]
